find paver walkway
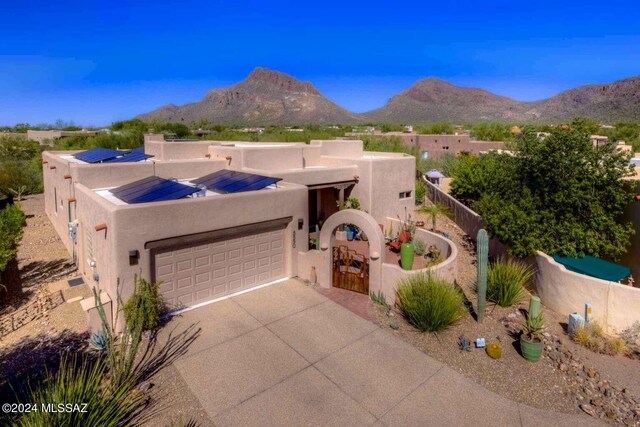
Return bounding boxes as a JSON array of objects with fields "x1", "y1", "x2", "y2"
[{"x1": 157, "y1": 279, "x2": 604, "y2": 426}]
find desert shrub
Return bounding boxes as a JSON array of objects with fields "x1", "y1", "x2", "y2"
[
  {"x1": 16, "y1": 356, "x2": 141, "y2": 427},
  {"x1": 486, "y1": 258, "x2": 533, "y2": 307},
  {"x1": 124, "y1": 277, "x2": 164, "y2": 332},
  {"x1": 413, "y1": 239, "x2": 426, "y2": 256},
  {"x1": 0, "y1": 204, "x2": 25, "y2": 276},
  {"x1": 571, "y1": 321, "x2": 627, "y2": 356},
  {"x1": 369, "y1": 290, "x2": 388, "y2": 307},
  {"x1": 397, "y1": 272, "x2": 465, "y2": 332}
]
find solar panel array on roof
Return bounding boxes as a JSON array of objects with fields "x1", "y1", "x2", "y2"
[
  {"x1": 191, "y1": 170, "x2": 281, "y2": 193},
  {"x1": 111, "y1": 176, "x2": 198, "y2": 204},
  {"x1": 105, "y1": 150, "x2": 153, "y2": 163},
  {"x1": 74, "y1": 148, "x2": 122, "y2": 163}
]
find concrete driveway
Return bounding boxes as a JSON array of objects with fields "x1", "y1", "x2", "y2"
[{"x1": 158, "y1": 279, "x2": 603, "y2": 427}]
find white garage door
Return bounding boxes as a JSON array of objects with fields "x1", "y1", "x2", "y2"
[{"x1": 154, "y1": 229, "x2": 285, "y2": 308}]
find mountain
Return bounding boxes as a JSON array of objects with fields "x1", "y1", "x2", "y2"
[
  {"x1": 137, "y1": 69, "x2": 640, "y2": 125},
  {"x1": 137, "y1": 67, "x2": 363, "y2": 125},
  {"x1": 364, "y1": 78, "x2": 523, "y2": 123},
  {"x1": 518, "y1": 76, "x2": 640, "y2": 122},
  {"x1": 365, "y1": 76, "x2": 640, "y2": 123}
]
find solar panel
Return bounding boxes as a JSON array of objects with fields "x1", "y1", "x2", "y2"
[
  {"x1": 111, "y1": 176, "x2": 198, "y2": 204},
  {"x1": 192, "y1": 170, "x2": 281, "y2": 193},
  {"x1": 104, "y1": 151, "x2": 153, "y2": 163},
  {"x1": 75, "y1": 148, "x2": 124, "y2": 163}
]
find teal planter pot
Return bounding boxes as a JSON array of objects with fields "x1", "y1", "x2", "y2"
[
  {"x1": 400, "y1": 242, "x2": 414, "y2": 270},
  {"x1": 520, "y1": 336, "x2": 542, "y2": 362}
]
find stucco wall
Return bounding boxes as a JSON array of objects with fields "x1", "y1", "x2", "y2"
[
  {"x1": 299, "y1": 212, "x2": 458, "y2": 307},
  {"x1": 42, "y1": 152, "x2": 76, "y2": 256},
  {"x1": 75, "y1": 182, "x2": 308, "y2": 310},
  {"x1": 535, "y1": 252, "x2": 640, "y2": 333},
  {"x1": 379, "y1": 220, "x2": 458, "y2": 306}
]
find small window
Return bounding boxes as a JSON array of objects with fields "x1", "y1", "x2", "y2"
[{"x1": 399, "y1": 191, "x2": 412, "y2": 199}]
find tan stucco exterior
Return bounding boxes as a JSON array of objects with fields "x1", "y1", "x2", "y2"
[{"x1": 43, "y1": 136, "x2": 422, "y2": 326}]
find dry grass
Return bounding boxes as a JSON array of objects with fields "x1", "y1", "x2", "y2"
[{"x1": 570, "y1": 322, "x2": 627, "y2": 356}]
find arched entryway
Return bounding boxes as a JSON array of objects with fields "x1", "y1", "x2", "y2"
[{"x1": 318, "y1": 210, "x2": 385, "y2": 296}]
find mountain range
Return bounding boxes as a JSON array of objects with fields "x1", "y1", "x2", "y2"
[{"x1": 137, "y1": 67, "x2": 640, "y2": 125}]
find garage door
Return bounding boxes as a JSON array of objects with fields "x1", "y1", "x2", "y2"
[{"x1": 154, "y1": 229, "x2": 285, "y2": 308}]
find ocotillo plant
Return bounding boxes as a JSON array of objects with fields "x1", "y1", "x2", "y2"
[{"x1": 477, "y1": 229, "x2": 488, "y2": 323}]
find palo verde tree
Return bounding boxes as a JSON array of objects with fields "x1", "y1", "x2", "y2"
[{"x1": 451, "y1": 120, "x2": 635, "y2": 258}]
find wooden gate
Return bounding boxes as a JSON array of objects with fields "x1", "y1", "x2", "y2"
[{"x1": 332, "y1": 245, "x2": 369, "y2": 294}]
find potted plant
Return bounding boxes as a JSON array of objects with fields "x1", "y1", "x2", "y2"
[
  {"x1": 398, "y1": 208, "x2": 416, "y2": 270},
  {"x1": 520, "y1": 311, "x2": 544, "y2": 362}
]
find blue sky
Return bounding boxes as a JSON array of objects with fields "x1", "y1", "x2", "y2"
[{"x1": 1, "y1": 0, "x2": 639, "y2": 126}]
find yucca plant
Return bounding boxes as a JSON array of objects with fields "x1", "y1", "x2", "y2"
[
  {"x1": 397, "y1": 272, "x2": 466, "y2": 332},
  {"x1": 17, "y1": 356, "x2": 141, "y2": 427},
  {"x1": 419, "y1": 202, "x2": 451, "y2": 232},
  {"x1": 486, "y1": 258, "x2": 533, "y2": 307}
]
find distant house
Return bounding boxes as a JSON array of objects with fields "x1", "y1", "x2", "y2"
[{"x1": 27, "y1": 130, "x2": 98, "y2": 144}]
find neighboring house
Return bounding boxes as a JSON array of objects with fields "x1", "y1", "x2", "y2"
[
  {"x1": 346, "y1": 131, "x2": 506, "y2": 158},
  {"x1": 43, "y1": 136, "x2": 425, "y2": 329},
  {"x1": 27, "y1": 130, "x2": 98, "y2": 144}
]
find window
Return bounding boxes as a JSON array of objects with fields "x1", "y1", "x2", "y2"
[{"x1": 399, "y1": 191, "x2": 412, "y2": 199}]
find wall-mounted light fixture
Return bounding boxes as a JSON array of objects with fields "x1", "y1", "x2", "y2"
[
  {"x1": 95, "y1": 223, "x2": 107, "y2": 232},
  {"x1": 225, "y1": 156, "x2": 232, "y2": 165},
  {"x1": 64, "y1": 174, "x2": 72, "y2": 180},
  {"x1": 49, "y1": 166, "x2": 57, "y2": 170}
]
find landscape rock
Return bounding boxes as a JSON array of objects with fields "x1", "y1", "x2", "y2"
[{"x1": 580, "y1": 404, "x2": 598, "y2": 417}]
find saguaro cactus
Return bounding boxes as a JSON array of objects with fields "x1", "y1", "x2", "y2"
[{"x1": 477, "y1": 228, "x2": 488, "y2": 323}]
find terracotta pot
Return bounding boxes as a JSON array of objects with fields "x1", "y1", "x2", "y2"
[{"x1": 399, "y1": 230, "x2": 411, "y2": 243}]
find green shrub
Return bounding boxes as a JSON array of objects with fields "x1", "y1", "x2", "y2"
[
  {"x1": 415, "y1": 179, "x2": 426, "y2": 205},
  {"x1": 0, "y1": 204, "x2": 25, "y2": 275},
  {"x1": 124, "y1": 277, "x2": 164, "y2": 332},
  {"x1": 369, "y1": 290, "x2": 388, "y2": 307},
  {"x1": 413, "y1": 239, "x2": 426, "y2": 256},
  {"x1": 397, "y1": 272, "x2": 466, "y2": 332},
  {"x1": 17, "y1": 356, "x2": 141, "y2": 427},
  {"x1": 486, "y1": 258, "x2": 533, "y2": 307}
]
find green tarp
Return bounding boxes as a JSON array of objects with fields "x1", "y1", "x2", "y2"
[{"x1": 552, "y1": 255, "x2": 632, "y2": 282}]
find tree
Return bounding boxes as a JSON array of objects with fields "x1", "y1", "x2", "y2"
[
  {"x1": 450, "y1": 120, "x2": 635, "y2": 258},
  {"x1": 0, "y1": 204, "x2": 25, "y2": 278},
  {"x1": 419, "y1": 203, "x2": 451, "y2": 232}
]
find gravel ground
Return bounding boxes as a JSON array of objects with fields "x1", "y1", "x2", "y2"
[
  {"x1": 373, "y1": 203, "x2": 640, "y2": 421},
  {"x1": 1, "y1": 194, "x2": 85, "y2": 347}
]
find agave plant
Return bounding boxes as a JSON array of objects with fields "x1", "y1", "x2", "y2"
[{"x1": 89, "y1": 329, "x2": 107, "y2": 352}]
